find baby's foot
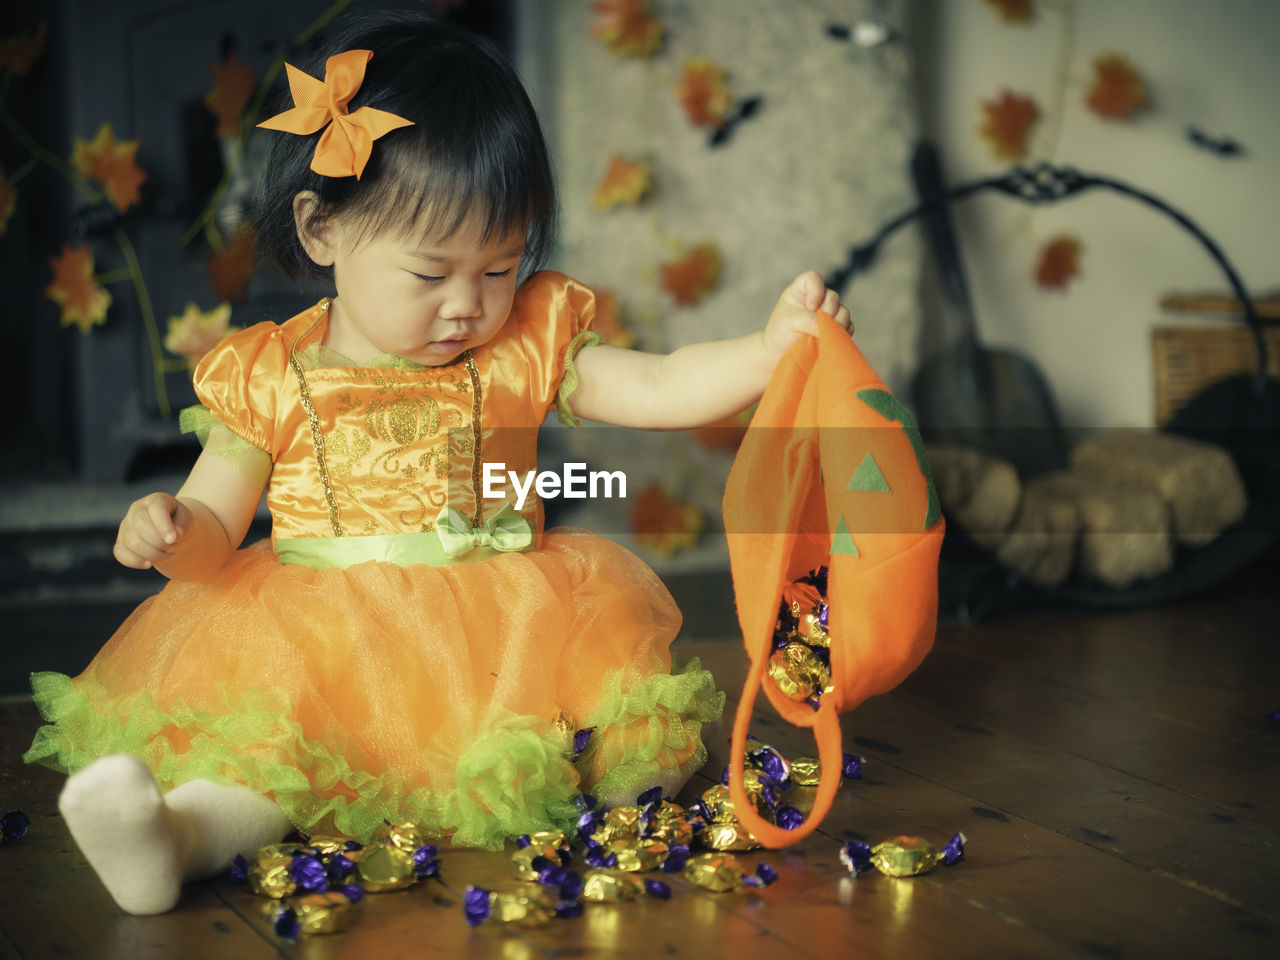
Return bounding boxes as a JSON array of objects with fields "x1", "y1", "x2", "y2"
[{"x1": 58, "y1": 754, "x2": 183, "y2": 914}]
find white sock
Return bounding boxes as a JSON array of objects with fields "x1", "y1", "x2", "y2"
[{"x1": 59, "y1": 754, "x2": 291, "y2": 915}]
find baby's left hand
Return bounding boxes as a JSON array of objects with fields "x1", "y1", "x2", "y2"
[{"x1": 763, "y1": 270, "x2": 854, "y2": 359}]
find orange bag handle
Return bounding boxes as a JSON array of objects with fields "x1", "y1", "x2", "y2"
[{"x1": 727, "y1": 649, "x2": 844, "y2": 847}]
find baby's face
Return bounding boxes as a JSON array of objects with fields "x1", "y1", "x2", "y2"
[{"x1": 325, "y1": 216, "x2": 525, "y2": 367}]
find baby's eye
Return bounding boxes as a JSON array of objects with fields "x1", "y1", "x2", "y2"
[
  {"x1": 486, "y1": 269, "x2": 513, "y2": 279},
  {"x1": 413, "y1": 273, "x2": 445, "y2": 284}
]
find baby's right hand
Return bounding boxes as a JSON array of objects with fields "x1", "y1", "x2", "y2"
[{"x1": 114, "y1": 493, "x2": 192, "y2": 570}]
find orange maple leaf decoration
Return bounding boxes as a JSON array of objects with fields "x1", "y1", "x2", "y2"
[
  {"x1": 592, "y1": 155, "x2": 652, "y2": 211},
  {"x1": 1035, "y1": 235, "x2": 1082, "y2": 291},
  {"x1": 0, "y1": 22, "x2": 48, "y2": 76},
  {"x1": 46, "y1": 244, "x2": 112, "y2": 334},
  {"x1": 204, "y1": 52, "x2": 256, "y2": 138},
  {"x1": 593, "y1": 290, "x2": 637, "y2": 348},
  {"x1": 979, "y1": 90, "x2": 1040, "y2": 160},
  {"x1": 0, "y1": 169, "x2": 15, "y2": 237},
  {"x1": 690, "y1": 407, "x2": 753, "y2": 453},
  {"x1": 165, "y1": 301, "x2": 232, "y2": 367},
  {"x1": 984, "y1": 0, "x2": 1033, "y2": 22},
  {"x1": 591, "y1": 0, "x2": 663, "y2": 57},
  {"x1": 207, "y1": 228, "x2": 258, "y2": 303},
  {"x1": 71, "y1": 123, "x2": 147, "y2": 213},
  {"x1": 661, "y1": 242, "x2": 721, "y2": 306},
  {"x1": 1086, "y1": 54, "x2": 1148, "y2": 120},
  {"x1": 678, "y1": 58, "x2": 733, "y2": 130},
  {"x1": 629, "y1": 484, "x2": 705, "y2": 558}
]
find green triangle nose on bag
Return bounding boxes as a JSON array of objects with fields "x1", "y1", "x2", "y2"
[{"x1": 722, "y1": 310, "x2": 945, "y2": 847}]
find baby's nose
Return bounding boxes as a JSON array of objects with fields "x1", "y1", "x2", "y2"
[{"x1": 441, "y1": 280, "x2": 482, "y2": 319}]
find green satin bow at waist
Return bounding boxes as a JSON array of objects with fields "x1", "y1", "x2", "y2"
[{"x1": 275, "y1": 502, "x2": 534, "y2": 570}]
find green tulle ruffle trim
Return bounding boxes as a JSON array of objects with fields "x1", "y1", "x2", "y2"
[
  {"x1": 22, "y1": 659, "x2": 724, "y2": 849},
  {"x1": 577, "y1": 657, "x2": 726, "y2": 807}
]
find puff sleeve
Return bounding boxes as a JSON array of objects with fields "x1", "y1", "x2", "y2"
[
  {"x1": 510, "y1": 271, "x2": 599, "y2": 419},
  {"x1": 190, "y1": 321, "x2": 291, "y2": 458}
]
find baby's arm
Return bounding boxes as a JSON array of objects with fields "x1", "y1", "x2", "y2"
[
  {"x1": 570, "y1": 271, "x2": 852, "y2": 429},
  {"x1": 113, "y1": 447, "x2": 265, "y2": 581}
]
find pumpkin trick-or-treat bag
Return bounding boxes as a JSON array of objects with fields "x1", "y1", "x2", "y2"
[{"x1": 722, "y1": 310, "x2": 945, "y2": 846}]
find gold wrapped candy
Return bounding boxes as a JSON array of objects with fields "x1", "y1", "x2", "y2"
[
  {"x1": 580, "y1": 870, "x2": 644, "y2": 902},
  {"x1": 512, "y1": 843, "x2": 563, "y2": 881},
  {"x1": 869, "y1": 836, "x2": 945, "y2": 877},
  {"x1": 601, "y1": 805, "x2": 641, "y2": 841},
  {"x1": 300, "y1": 835, "x2": 349, "y2": 857},
  {"x1": 648, "y1": 815, "x2": 693, "y2": 848},
  {"x1": 790, "y1": 757, "x2": 821, "y2": 787},
  {"x1": 248, "y1": 854, "x2": 297, "y2": 899},
  {"x1": 702, "y1": 820, "x2": 761, "y2": 852},
  {"x1": 376, "y1": 821, "x2": 430, "y2": 854},
  {"x1": 767, "y1": 642, "x2": 831, "y2": 701},
  {"x1": 257, "y1": 842, "x2": 306, "y2": 860},
  {"x1": 356, "y1": 843, "x2": 419, "y2": 892},
  {"x1": 263, "y1": 891, "x2": 356, "y2": 936},
  {"x1": 683, "y1": 853, "x2": 745, "y2": 892},
  {"x1": 608, "y1": 839, "x2": 669, "y2": 872},
  {"x1": 699, "y1": 784, "x2": 737, "y2": 823},
  {"x1": 797, "y1": 610, "x2": 830, "y2": 648},
  {"x1": 491, "y1": 891, "x2": 556, "y2": 926},
  {"x1": 526, "y1": 829, "x2": 569, "y2": 851}
]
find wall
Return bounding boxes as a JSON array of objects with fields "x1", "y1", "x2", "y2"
[{"x1": 913, "y1": 0, "x2": 1280, "y2": 428}]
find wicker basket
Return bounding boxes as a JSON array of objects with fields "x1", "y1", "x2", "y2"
[{"x1": 1152, "y1": 325, "x2": 1280, "y2": 425}]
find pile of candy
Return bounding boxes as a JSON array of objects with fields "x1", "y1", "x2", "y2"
[
  {"x1": 768, "y1": 568, "x2": 833, "y2": 707},
  {"x1": 229, "y1": 821, "x2": 441, "y2": 939},
  {"x1": 465, "y1": 782, "x2": 781, "y2": 929}
]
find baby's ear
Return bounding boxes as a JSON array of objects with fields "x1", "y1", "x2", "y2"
[{"x1": 293, "y1": 191, "x2": 338, "y2": 267}]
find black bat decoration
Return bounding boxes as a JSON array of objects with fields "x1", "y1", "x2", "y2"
[
  {"x1": 1187, "y1": 126, "x2": 1244, "y2": 158},
  {"x1": 708, "y1": 96, "x2": 764, "y2": 149}
]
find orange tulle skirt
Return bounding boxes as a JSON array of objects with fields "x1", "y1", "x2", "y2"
[{"x1": 25, "y1": 530, "x2": 725, "y2": 849}]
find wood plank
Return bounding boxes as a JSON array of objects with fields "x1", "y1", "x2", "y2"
[
  {"x1": 0, "y1": 707, "x2": 284, "y2": 960},
  {"x1": 691, "y1": 639, "x2": 1280, "y2": 958}
]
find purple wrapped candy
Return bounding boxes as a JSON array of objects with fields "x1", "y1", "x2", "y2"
[
  {"x1": 516, "y1": 834, "x2": 532, "y2": 849},
  {"x1": 839, "y1": 840, "x2": 872, "y2": 876},
  {"x1": 584, "y1": 845, "x2": 618, "y2": 869},
  {"x1": 272, "y1": 906, "x2": 300, "y2": 941},
  {"x1": 555, "y1": 899, "x2": 584, "y2": 919},
  {"x1": 644, "y1": 879, "x2": 673, "y2": 900},
  {"x1": 941, "y1": 832, "x2": 966, "y2": 866},
  {"x1": 755, "y1": 863, "x2": 778, "y2": 886},
  {"x1": 344, "y1": 840, "x2": 363, "y2": 852},
  {"x1": 289, "y1": 853, "x2": 328, "y2": 892},
  {"x1": 412, "y1": 844, "x2": 441, "y2": 878},
  {"x1": 636, "y1": 786, "x2": 663, "y2": 806},
  {"x1": 662, "y1": 844, "x2": 691, "y2": 873},
  {"x1": 464, "y1": 885, "x2": 493, "y2": 926},
  {"x1": 559, "y1": 871, "x2": 584, "y2": 901},
  {"x1": 574, "y1": 727, "x2": 595, "y2": 756},
  {"x1": 775, "y1": 807, "x2": 805, "y2": 830},
  {"x1": 842, "y1": 753, "x2": 863, "y2": 779},
  {"x1": 1, "y1": 811, "x2": 30, "y2": 845},
  {"x1": 747, "y1": 745, "x2": 790, "y2": 786},
  {"x1": 228, "y1": 853, "x2": 249, "y2": 885},
  {"x1": 341, "y1": 883, "x2": 365, "y2": 903},
  {"x1": 576, "y1": 810, "x2": 604, "y2": 844}
]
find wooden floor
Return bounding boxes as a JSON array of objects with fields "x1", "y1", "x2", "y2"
[{"x1": 1, "y1": 561, "x2": 1278, "y2": 959}]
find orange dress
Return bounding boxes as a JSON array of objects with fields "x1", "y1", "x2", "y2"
[{"x1": 25, "y1": 271, "x2": 724, "y2": 849}]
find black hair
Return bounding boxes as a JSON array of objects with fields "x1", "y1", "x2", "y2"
[{"x1": 254, "y1": 10, "x2": 557, "y2": 284}]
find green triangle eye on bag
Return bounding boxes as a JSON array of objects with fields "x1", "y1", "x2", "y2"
[{"x1": 722, "y1": 311, "x2": 945, "y2": 846}]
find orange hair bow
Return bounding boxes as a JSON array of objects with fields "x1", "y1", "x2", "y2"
[{"x1": 257, "y1": 49, "x2": 413, "y2": 180}]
